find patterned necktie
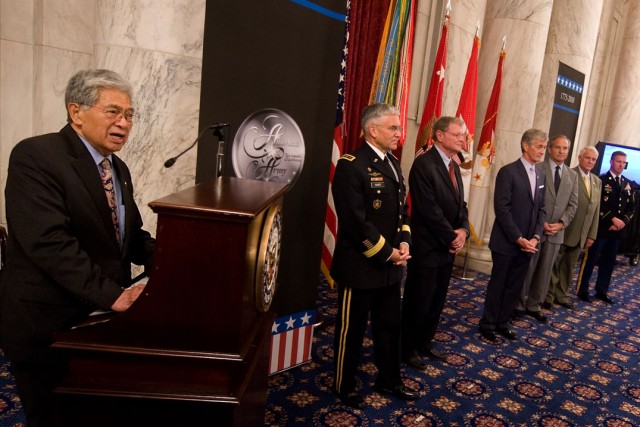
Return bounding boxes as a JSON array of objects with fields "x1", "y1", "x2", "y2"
[
  {"x1": 100, "y1": 158, "x2": 121, "y2": 245},
  {"x1": 449, "y1": 161, "x2": 459, "y2": 195},
  {"x1": 584, "y1": 174, "x2": 590, "y2": 198},
  {"x1": 554, "y1": 165, "x2": 561, "y2": 194}
]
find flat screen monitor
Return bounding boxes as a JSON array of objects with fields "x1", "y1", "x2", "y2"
[{"x1": 594, "y1": 141, "x2": 640, "y2": 184}]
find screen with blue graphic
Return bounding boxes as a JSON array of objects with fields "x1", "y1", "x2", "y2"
[{"x1": 595, "y1": 142, "x2": 640, "y2": 184}]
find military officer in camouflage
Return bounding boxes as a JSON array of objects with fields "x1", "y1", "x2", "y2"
[{"x1": 331, "y1": 103, "x2": 417, "y2": 409}]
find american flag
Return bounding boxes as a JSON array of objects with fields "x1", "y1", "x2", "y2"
[
  {"x1": 269, "y1": 310, "x2": 317, "y2": 374},
  {"x1": 321, "y1": 0, "x2": 350, "y2": 286}
]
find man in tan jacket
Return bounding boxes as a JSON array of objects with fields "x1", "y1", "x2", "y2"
[{"x1": 547, "y1": 146, "x2": 601, "y2": 309}]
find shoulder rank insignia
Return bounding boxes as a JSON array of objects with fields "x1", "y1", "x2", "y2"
[{"x1": 340, "y1": 154, "x2": 356, "y2": 161}]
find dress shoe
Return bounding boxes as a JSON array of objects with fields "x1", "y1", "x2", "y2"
[
  {"x1": 578, "y1": 293, "x2": 591, "y2": 303},
  {"x1": 335, "y1": 390, "x2": 363, "y2": 409},
  {"x1": 512, "y1": 309, "x2": 525, "y2": 320},
  {"x1": 557, "y1": 301, "x2": 574, "y2": 310},
  {"x1": 496, "y1": 327, "x2": 517, "y2": 340},
  {"x1": 479, "y1": 327, "x2": 497, "y2": 342},
  {"x1": 541, "y1": 301, "x2": 553, "y2": 310},
  {"x1": 525, "y1": 310, "x2": 548, "y2": 323},
  {"x1": 423, "y1": 347, "x2": 447, "y2": 361},
  {"x1": 374, "y1": 383, "x2": 419, "y2": 400},
  {"x1": 595, "y1": 293, "x2": 615, "y2": 304},
  {"x1": 403, "y1": 351, "x2": 428, "y2": 371}
]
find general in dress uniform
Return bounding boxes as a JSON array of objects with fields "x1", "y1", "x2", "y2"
[{"x1": 331, "y1": 103, "x2": 416, "y2": 409}]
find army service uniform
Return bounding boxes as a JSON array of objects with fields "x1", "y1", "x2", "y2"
[
  {"x1": 577, "y1": 172, "x2": 634, "y2": 298},
  {"x1": 330, "y1": 142, "x2": 411, "y2": 395}
]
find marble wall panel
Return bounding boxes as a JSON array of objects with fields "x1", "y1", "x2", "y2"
[
  {"x1": 0, "y1": 0, "x2": 34, "y2": 43},
  {"x1": 96, "y1": 0, "x2": 205, "y2": 57},
  {"x1": 42, "y1": 0, "x2": 95, "y2": 54}
]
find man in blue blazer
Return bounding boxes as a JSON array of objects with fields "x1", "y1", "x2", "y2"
[
  {"x1": 0, "y1": 69, "x2": 155, "y2": 426},
  {"x1": 479, "y1": 129, "x2": 547, "y2": 341}
]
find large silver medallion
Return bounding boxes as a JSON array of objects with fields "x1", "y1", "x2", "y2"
[{"x1": 232, "y1": 108, "x2": 305, "y2": 185}]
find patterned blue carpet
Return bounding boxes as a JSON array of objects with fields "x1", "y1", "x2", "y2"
[
  {"x1": 265, "y1": 257, "x2": 640, "y2": 426},
  {"x1": 1, "y1": 257, "x2": 639, "y2": 426}
]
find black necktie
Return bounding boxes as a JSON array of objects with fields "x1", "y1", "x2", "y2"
[
  {"x1": 554, "y1": 165, "x2": 561, "y2": 194},
  {"x1": 384, "y1": 156, "x2": 398, "y2": 181},
  {"x1": 616, "y1": 176, "x2": 621, "y2": 187}
]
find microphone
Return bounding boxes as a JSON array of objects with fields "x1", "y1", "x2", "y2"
[{"x1": 163, "y1": 123, "x2": 229, "y2": 168}]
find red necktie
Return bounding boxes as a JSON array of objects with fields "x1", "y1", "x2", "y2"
[
  {"x1": 100, "y1": 158, "x2": 121, "y2": 245},
  {"x1": 449, "y1": 161, "x2": 459, "y2": 195}
]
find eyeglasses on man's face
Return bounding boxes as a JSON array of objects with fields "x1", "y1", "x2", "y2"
[
  {"x1": 83, "y1": 104, "x2": 138, "y2": 124},
  {"x1": 442, "y1": 130, "x2": 469, "y2": 140},
  {"x1": 374, "y1": 124, "x2": 404, "y2": 134}
]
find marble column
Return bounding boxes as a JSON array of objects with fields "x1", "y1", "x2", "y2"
[
  {"x1": 532, "y1": 0, "x2": 603, "y2": 152},
  {"x1": 604, "y1": 0, "x2": 640, "y2": 147},
  {"x1": 465, "y1": 0, "x2": 553, "y2": 273}
]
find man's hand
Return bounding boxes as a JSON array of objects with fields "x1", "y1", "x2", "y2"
[
  {"x1": 609, "y1": 217, "x2": 625, "y2": 231},
  {"x1": 584, "y1": 238, "x2": 595, "y2": 249},
  {"x1": 543, "y1": 222, "x2": 563, "y2": 235},
  {"x1": 111, "y1": 284, "x2": 146, "y2": 312},
  {"x1": 516, "y1": 237, "x2": 539, "y2": 253},
  {"x1": 390, "y1": 243, "x2": 411, "y2": 266},
  {"x1": 449, "y1": 229, "x2": 467, "y2": 253}
]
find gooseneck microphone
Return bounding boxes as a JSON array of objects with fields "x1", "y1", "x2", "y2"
[{"x1": 163, "y1": 123, "x2": 229, "y2": 168}]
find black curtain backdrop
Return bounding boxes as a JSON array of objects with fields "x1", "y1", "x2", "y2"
[{"x1": 197, "y1": 1, "x2": 346, "y2": 315}]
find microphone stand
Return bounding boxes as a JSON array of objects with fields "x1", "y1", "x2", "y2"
[
  {"x1": 215, "y1": 127, "x2": 225, "y2": 178},
  {"x1": 164, "y1": 123, "x2": 229, "y2": 169}
]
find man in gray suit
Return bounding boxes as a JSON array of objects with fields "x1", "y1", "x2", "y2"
[
  {"x1": 547, "y1": 146, "x2": 601, "y2": 309},
  {"x1": 517, "y1": 135, "x2": 578, "y2": 322}
]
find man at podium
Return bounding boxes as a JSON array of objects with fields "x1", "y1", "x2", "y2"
[{"x1": 0, "y1": 69, "x2": 155, "y2": 426}]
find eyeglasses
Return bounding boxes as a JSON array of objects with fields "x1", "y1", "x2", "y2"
[
  {"x1": 442, "y1": 130, "x2": 469, "y2": 139},
  {"x1": 374, "y1": 125, "x2": 403, "y2": 133},
  {"x1": 83, "y1": 104, "x2": 138, "y2": 124}
]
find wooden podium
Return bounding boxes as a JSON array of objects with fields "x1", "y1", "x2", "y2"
[{"x1": 52, "y1": 177, "x2": 288, "y2": 427}]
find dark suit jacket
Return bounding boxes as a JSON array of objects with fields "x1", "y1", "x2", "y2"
[
  {"x1": 330, "y1": 142, "x2": 411, "y2": 289},
  {"x1": 408, "y1": 146, "x2": 469, "y2": 267},
  {"x1": 597, "y1": 171, "x2": 635, "y2": 239},
  {"x1": 489, "y1": 159, "x2": 546, "y2": 256},
  {"x1": 0, "y1": 124, "x2": 155, "y2": 362}
]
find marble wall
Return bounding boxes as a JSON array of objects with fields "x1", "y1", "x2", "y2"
[{"x1": 1, "y1": 0, "x2": 636, "y2": 272}]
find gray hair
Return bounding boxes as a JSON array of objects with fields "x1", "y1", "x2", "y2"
[
  {"x1": 65, "y1": 69, "x2": 133, "y2": 121},
  {"x1": 521, "y1": 128, "x2": 548, "y2": 152},
  {"x1": 361, "y1": 103, "x2": 400, "y2": 134},
  {"x1": 579, "y1": 146, "x2": 598, "y2": 157}
]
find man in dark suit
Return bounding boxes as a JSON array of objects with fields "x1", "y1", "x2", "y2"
[
  {"x1": 331, "y1": 103, "x2": 417, "y2": 409},
  {"x1": 517, "y1": 135, "x2": 578, "y2": 322},
  {"x1": 577, "y1": 150, "x2": 634, "y2": 304},
  {"x1": 548, "y1": 146, "x2": 601, "y2": 308},
  {"x1": 479, "y1": 129, "x2": 547, "y2": 342},
  {"x1": 401, "y1": 116, "x2": 469, "y2": 371},
  {"x1": 0, "y1": 69, "x2": 155, "y2": 426}
]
